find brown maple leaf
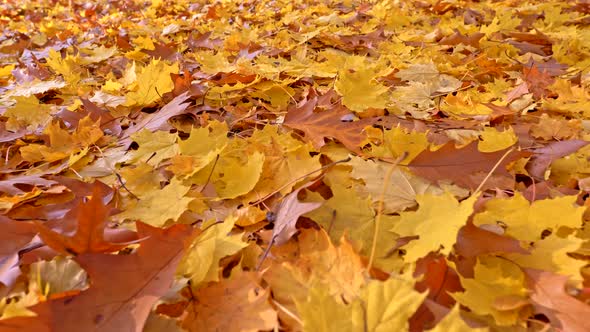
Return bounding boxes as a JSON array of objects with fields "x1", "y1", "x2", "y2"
[
  {"x1": 0, "y1": 174, "x2": 57, "y2": 195},
  {"x1": 0, "y1": 223, "x2": 194, "y2": 332},
  {"x1": 526, "y1": 140, "x2": 589, "y2": 180},
  {"x1": 409, "y1": 142, "x2": 528, "y2": 190},
  {"x1": 526, "y1": 269, "x2": 590, "y2": 332},
  {"x1": 120, "y1": 91, "x2": 191, "y2": 146},
  {"x1": 409, "y1": 253, "x2": 463, "y2": 331},
  {"x1": 453, "y1": 221, "x2": 529, "y2": 278},
  {"x1": 257, "y1": 185, "x2": 322, "y2": 269},
  {"x1": 181, "y1": 272, "x2": 277, "y2": 332},
  {"x1": 284, "y1": 90, "x2": 376, "y2": 153},
  {"x1": 523, "y1": 63, "x2": 555, "y2": 99},
  {"x1": 34, "y1": 181, "x2": 137, "y2": 255},
  {"x1": 0, "y1": 216, "x2": 37, "y2": 289}
]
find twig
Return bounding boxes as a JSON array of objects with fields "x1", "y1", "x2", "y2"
[
  {"x1": 368, "y1": 153, "x2": 406, "y2": 272},
  {"x1": 271, "y1": 299, "x2": 303, "y2": 326},
  {"x1": 93, "y1": 144, "x2": 139, "y2": 200},
  {"x1": 472, "y1": 147, "x2": 515, "y2": 195}
]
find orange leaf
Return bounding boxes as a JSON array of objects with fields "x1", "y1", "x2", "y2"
[
  {"x1": 0, "y1": 223, "x2": 194, "y2": 332},
  {"x1": 35, "y1": 181, "x2": 137, "y2": 255}
]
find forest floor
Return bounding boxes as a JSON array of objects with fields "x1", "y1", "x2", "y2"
[{"x1": 1, "y1": 0, "x2": 590, "y2": 331}]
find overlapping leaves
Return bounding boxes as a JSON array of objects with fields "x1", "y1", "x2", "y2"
[{"x1": 1, "y1": 0, "x2": 590, "y2": 331}]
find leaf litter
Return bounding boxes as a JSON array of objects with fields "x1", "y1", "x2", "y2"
[{"x1": 1, "y1": 0, "x2": 590, "y2": 331}]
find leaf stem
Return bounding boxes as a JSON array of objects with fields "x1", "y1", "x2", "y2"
[{"x1": 251, "y1": 156, "x2": 351, "y2": 205}]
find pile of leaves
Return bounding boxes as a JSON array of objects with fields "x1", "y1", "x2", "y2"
[{"x1": 2, "y1": 0, "x2": 590, "y2": 330}]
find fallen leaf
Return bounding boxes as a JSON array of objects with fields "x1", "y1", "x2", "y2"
[
  {"x1": 392, "y1": 192, "x2": 477, "y2": 262},
  {"x1": 409, "y1": 142, "x2": 526, "y2": 190},
  {"x1": 455, "y1": 222, "x2": 528, "y2": 258},
  {"x1": 284, "y1": 93, "x2": 376, "y2": 153},
  {"x1": 124, "y1": 59, "x2": 178, "y2": 106},
  {"x1": 0, "y1": 174, "x2": 57, "y2": 196},
  {"x1": 526, "y1": 140, "x2": 589, "y2": 179},
  {"x1": 121, "y1": 91, "x2": 191, "y2": 145},
  {"x1": 427, "y1": 305, "x2": 488, "y2": 332},
  {"x1": 181, "y1": 272, "x2": 277, "y2": 332},
  {"x1": 452, "y1": 256, "x2": 530, "y2": 326},
  {"x1": 0, "y1": 223, "x2": 193, "y2": 332},
  {"x1": 114, "y1": 178, "x2": 193, "y2": 227},
  {"x1": 178, "y1": 216, "x2": 248, "y2": 286},
  {"x1": 473, "y1": 192, "x2": 584, "y2": 242},
  {"x1": 270, "y1": 186, "x2": 322, "y2": 247},
  {"x1": 35, "y1": 181, "x2": 137, "y2": 255},
  {"x1": 526, "y1": 269, "x2": 590, "y2": 332},
  {"x1": 334, "y1": 66, "x2": 389, "y2": 113},
  {"x1": 362, "y1": 277, "x2": 427, "y2": 332},
  {"x1": 0, "y1": 216, "x2": 37, "y2": 288},
  {"x1": 350, "y1": 156, "x2": 443, "y2": 214}
]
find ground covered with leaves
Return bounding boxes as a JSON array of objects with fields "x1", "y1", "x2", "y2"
[{"x1": 1, "y1": 0, "x2": 590, "y2": 331}]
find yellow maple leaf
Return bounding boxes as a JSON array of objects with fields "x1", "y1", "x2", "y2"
[
  {"x1": 0, "y1": 290, "x2": 39, "y2": 320},
  {"x1": 349, "y1": 157, "x2": 444, "y2": 214},
  {"x1": 234, "y1": 205, "x2": 267, "y2": 227},
  {"x1": 4, "y1": 96, "x2": 52, "y2": 131},
  {"x1": 295, "y1": 277, "x2": 426, "y2": 332},
  {"x1": 396, "y1": 62, "x2": 440, "y2": 83},
  {"x1": 20, "y1": 116, "x2": 103, "y2": 163},
  {"x1": 304, "y1": 185, "x2": 403, "y2": 271},
  {"x1": 28, "y1": 256, "x2": 88, "y2": 297},
  {"x1": 504, "y1": 234, "x2": 585, "y2": 279},
  {"x1": 296, "y1": 285, "x2": 362, "y2": 332},
  {"x1": 0, "y1": 64, "x2": 15, "y2": 78},
  {"x1": 452, "y1": 256, "x2": 530, "y2": 326},
  {"x1": 242, "y1": 126, "x2": 321, "y2": 202},
  {"x1": 428, "y1": 305, "x2": 489, "y2": 332},
  {"x1": 441, "y1": 91, "x2": 492, "y2": 118},
  {"x1": 389, "y1": 81, "x2": 436, "y2": 119},
  {"x1": 550, "y1": 145, "x2": 590, "y2": 184},
  {"x1": 392, "y1": 192, "x2": 477, "y2": 262},
  {"x1": 365, "y1": 126, "x2": 430, "y2": 163},
  {"x1": 362, "y1": 278, "x2": 427, "y2": 332},
  {"x1": 46, "y1": 49, "x2": 82, "y2": 84},
  {"x1": 263, "y1": 228, "x2": 366, "y2": 329},
  {"x1": 193, "y1": 50, "x2": 237, "y2": 75},
  {"x1": 118, "y1": 163, "x2": 164, "y2": 196},
  {"x1": 113, "y1": 178, "x2": 193, "y2": 227},
  {"x1": 210, "y1": 148, "x2": 265, "y2": 200},
  {"x1": 480, "y1": 10, "x2": 521, "y2": 37},
  {"x1": 124, "y1": 59, "x2": 178, "y2": 106},
  {"x1": 178, "y1": 215, "x2": 248, "y2": 286},
  {"x1": 168, "y1": 121, "x2": 228, "y2": 178},
  {"x1": 473, "y1": 192, "x2": 584, "y2": 242},
  {"x1": 478, "y1": 127, "x2": 518, "y2": 153},
  {"x1": 127, "y1": 129, "x2": 178, "y2": 166},
  {"x1": 78, "y1": 45, "x2": 117, "y2": 65},
  {"x1": 335, "y1": 66, "x2": 389, "y2": 113}
]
